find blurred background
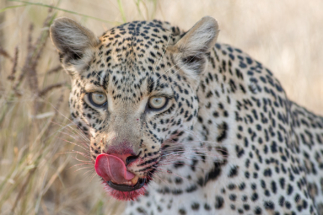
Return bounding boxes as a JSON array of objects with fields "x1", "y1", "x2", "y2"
[{"x1": 0, "y1": 0, "x2": 322, "y2": 214}]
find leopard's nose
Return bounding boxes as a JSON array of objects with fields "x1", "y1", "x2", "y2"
[
  {"x1": 105, "y1": 151, "x2": 141, "y2": 166},
  {"x1": 126, "y1": 154, "x2": 140, "y2": 166}
]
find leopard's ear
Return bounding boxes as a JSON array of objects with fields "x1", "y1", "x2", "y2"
[
  {"x1": 50, "y1": 18, "x2": 99, "y2": 75},
  {"x1": 168, "y1": 16, "x2": 219, "y2": 79}
]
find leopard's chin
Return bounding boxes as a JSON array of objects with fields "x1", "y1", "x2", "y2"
[
  {"x1": 107, "y1": 178, "x2": 146, "y2": 192},
  {"x1": 103, "y1": 178, "x2": 149, "y2": 201}
]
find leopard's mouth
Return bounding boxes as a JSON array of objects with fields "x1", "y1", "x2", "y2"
[
  {"x1": 95, "y1": 154, "x2": 155, "y2": 200},
  {"x1": 101, "y1": 174, "x2": 152, "y2": 201},
  {"x1": 106, "y1": 178, "x2": 146, "y2": 192}
]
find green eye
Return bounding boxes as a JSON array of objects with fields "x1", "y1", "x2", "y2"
[
  {"x1": 89, "y1": 92, "x2": 107, "y2": 107},
  {"x1": 148, "y1": 97, "x2": 167, "y2": 110}
]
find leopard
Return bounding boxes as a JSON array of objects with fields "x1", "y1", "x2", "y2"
[{"x1": 50, "y1": 16, "x2": 323, "y2": 215}]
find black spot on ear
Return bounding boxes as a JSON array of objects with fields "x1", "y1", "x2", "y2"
[
  {"x1": 71, "y1": 52, "x2": 83, "y2": 60},
  {"x1": 58, "y1": 52, "x2": 64, "y2": 63},
  {"x1": 181, "y1": 54, "x2": 206, "y2": 74},
  {"x1": 179, "y1": 31, "x2": 187, "y2": 38},
  {"x1": 182, "y1": 56, "x2": 202, "y2": 65}
]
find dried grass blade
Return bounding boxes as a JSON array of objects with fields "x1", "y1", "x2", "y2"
[
  {"x1": 10, "y1": 167, "x2": 37, "y2": 213},
  {"x1": 7, "y1": 47, "x2": 18, "y2": 81},
  {"x1": 46, "y1": 65, "x2": 62, "y2": 75},
  {"x1": 0, "y1": 47, "x2": 13, "y2": 61},
  {"x1": 38, "y1": 82, "x2": 66, "y2": 97}
]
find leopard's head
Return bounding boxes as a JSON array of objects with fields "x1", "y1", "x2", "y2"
[{"x1": 50, "y1": 17, "x2": 219, "y2": 200}]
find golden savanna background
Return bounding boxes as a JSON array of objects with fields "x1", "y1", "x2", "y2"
[{"x1": 0, "y1": 0, "x2": 322, "y2": 214}]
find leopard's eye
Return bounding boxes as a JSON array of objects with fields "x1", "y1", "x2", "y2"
[
  {"x1": 148, "y1": 97, "x2": 167, "y2": 110},
  {"x1": 88, "y1": 92, "x2": 107, "y2": 107}
]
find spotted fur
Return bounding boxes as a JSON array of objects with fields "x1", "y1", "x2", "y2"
[{"x1": 50, "y1": 16, "x2": 323, "y2": 215}]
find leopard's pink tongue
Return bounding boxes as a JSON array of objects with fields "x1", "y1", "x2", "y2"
[{"x1": 95, "y1": 154, "x2": 135, "y2": 183}]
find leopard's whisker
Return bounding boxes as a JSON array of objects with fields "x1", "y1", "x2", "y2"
[
  {"x1": 73, "y1": 166, "x2": 94, "y2": 173},
  {"x1": 59, "y1": 138, "x2": 89, "y2": 150}
]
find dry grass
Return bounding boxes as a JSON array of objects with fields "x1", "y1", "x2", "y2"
[{"x1": 0, "y1": 0, "x2": 322, "y2": 214}]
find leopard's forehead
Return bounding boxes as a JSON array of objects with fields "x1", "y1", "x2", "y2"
[{"x1": 95, "y1": 20, "x2": 175, "y2": 70}]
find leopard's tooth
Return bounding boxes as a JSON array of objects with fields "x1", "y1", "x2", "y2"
[{"x1": 131, "y1": 176, "x2": 139, "y2": 184}]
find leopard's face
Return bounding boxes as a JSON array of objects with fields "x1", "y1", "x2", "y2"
[
  {"x1": 68, "y1": 44, "x2": 200, "y2": 199},
  {"x1": 51, "y1": 17, "x2": 218, "y2": 200}
]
